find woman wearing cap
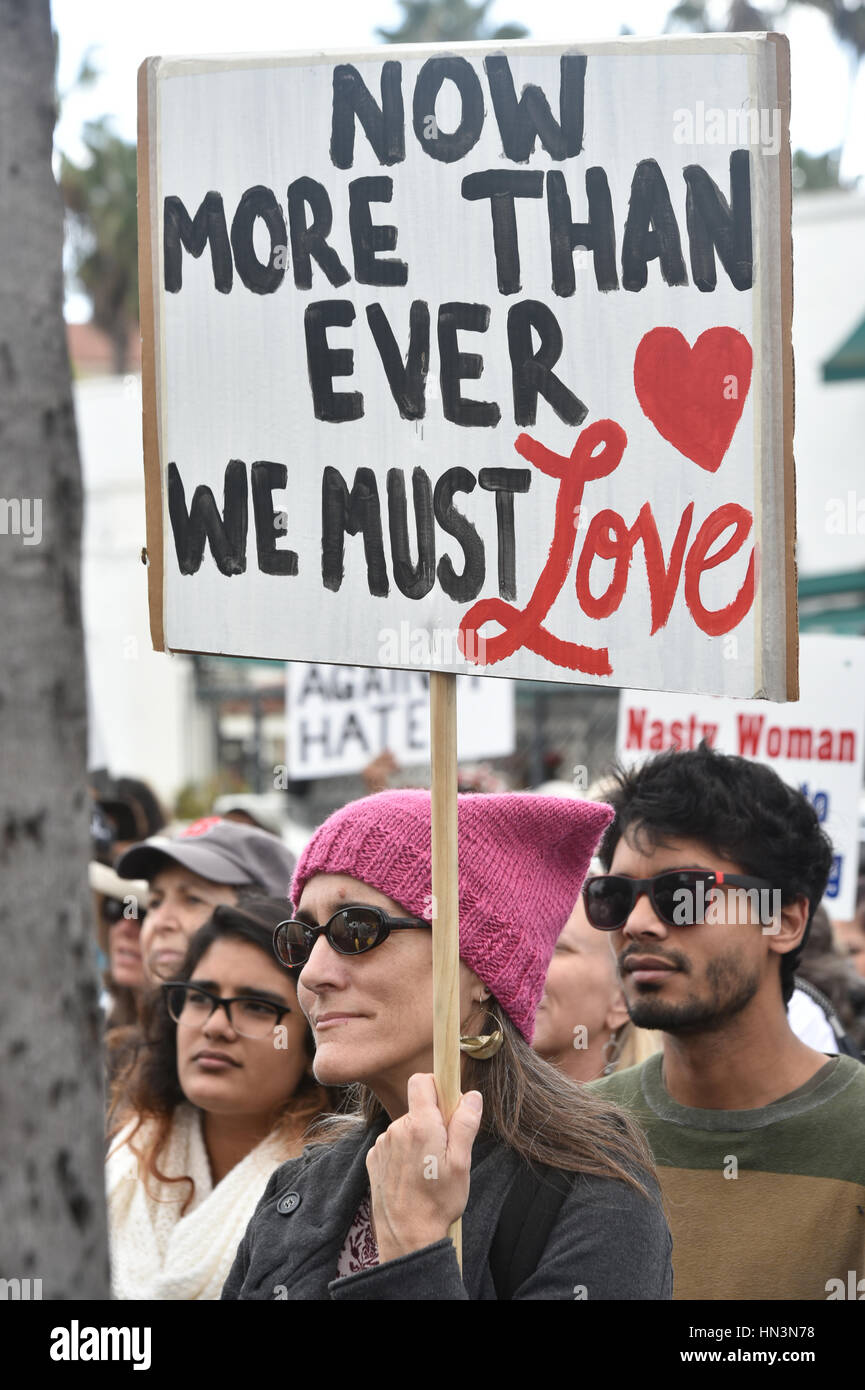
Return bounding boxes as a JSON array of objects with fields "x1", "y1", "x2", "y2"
[
  {"x1": 222, "y1": 791, "x2": 672, "y2": 1301},
  {"x1": 115, "y1": 816, "x2": 297, "y2": 983},
  {"x1": 106, "y1": 898, "x2": 332, "y2": 1300},
  {"x1": 89, "y1": 860, "x2": 149, "y2": 1030},
  {"x1": 88, "y1": 860, "x2": 151, "y2": 1089}
]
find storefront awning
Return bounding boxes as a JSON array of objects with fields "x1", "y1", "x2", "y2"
[{"x1": 822, "y1": 312, "x2": 865, "y2": 382}]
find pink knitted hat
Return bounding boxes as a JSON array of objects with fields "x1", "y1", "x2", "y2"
[{"x1": 291, "y1": 790, "x2": 613, "y2": 1042}]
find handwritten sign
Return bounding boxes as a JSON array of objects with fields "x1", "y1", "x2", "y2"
[
  {"x1": 139, "y1": 35, "x2": 794, "y2": 697},
  {"x1": 285, "y1": 666, "x2": 514, "y2": 777},
  {"x1": 616, "y1": 636, "x2": 865, "y2": 917}
]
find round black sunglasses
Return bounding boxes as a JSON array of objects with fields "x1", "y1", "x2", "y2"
[{"x1": 274, "y1": 904, "x2": 430, "y2": 968}]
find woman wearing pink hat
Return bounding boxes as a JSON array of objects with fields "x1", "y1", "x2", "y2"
[{"x1": 222, "y1": 791, "x2": 672, "y2": 1300}]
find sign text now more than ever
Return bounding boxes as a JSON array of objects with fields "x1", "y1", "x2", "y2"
[{"x1": 163, "y1": 56, "x2": 751, "y2": 430}]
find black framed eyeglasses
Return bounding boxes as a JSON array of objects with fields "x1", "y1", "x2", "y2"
[
  {"x1": 162, "y1": 982, "x2": 293, "y2": 1039},
  {"x1": 582, "y1": 870, "x2": 777, "y2": 931},
  {"x1": 273, "y1": 905, "x2": 430, "y2": 968}
]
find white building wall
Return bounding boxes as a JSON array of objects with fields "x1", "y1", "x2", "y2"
[
  {"x1": 792, "y1": 192, "x2": 865, "y2": 577},
  {"x1": 76, "y1": 374, "x2": 212, "y2": 808}
]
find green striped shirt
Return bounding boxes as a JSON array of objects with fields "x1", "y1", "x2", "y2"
[{"x1": 591, "y1": 1054, "x2": 865, "y2": 1300}]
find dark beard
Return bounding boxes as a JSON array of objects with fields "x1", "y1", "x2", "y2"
[{"x1": 624, "y1": 953, "x2": 762, "y2": 1034}]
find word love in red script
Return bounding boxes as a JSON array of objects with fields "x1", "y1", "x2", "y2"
[{"x1": 457, "y1": 420, "x2": 755, "y2": 678}]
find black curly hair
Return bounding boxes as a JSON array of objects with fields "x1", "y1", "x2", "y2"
[{"x1": 597, "y1": 743, "x2": 835, "y2": 1006}]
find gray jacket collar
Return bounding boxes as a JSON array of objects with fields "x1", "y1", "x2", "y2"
[{"x1": 260, "y1": 1118, "x2": 517, "y2": 1298}]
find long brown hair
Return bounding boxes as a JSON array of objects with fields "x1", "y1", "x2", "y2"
[
  {"x1": 310, "y1": 998, "x2": 655, "y2": 1196},
  {"x1": 108, "y1": 900, "x2": 336, "y2": 1214}
]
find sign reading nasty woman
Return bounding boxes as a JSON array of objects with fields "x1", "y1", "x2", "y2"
[
  {"x1": 616, "y1": 636, "x2": 865, "y2": 917},
  {"x1": 138, "y1": 35, "x2": 795, "y2": 698}
]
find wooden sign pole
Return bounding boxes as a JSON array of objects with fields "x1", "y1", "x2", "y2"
[{"x1": 429, "y1": 669, "x2": 462, "y2": 1270}]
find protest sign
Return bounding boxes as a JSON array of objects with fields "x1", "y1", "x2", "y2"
[
  {"x1": 139, "y1": 35, "x2": 796, "y2": 1264},
  {"x1": 616, "y1": 636, "x2": 865, "y2": 917},
  {"x1": 285, "y1": 665, "x2": 515, "y2": 778},
  {"x1": 139, "y1": 34, "x2": 794, "y2": 700}
]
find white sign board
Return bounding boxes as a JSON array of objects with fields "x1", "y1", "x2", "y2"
[
  {"x1": 616, "y1": 636, "x2": 865, "y2": 917},
  {"x1": 140, "y1": 36, "x2": 795, "y2": 698},
  {"x1": 286, "y1": 665, "x2": 515, "y2": 778}
]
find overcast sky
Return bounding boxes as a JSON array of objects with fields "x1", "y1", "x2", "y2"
[{"x1": 53, "y1": 0, "x2": 864, "y2": 176}]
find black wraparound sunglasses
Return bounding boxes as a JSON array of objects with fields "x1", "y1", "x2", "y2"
[
  {"x1": 273, "y1": 904, "x2": 430, "y2": 968},
  {"x1": 582, "y1": 869, "x2": 777, "y2": 931}
]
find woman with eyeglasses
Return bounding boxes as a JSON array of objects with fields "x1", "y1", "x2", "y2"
[
  {"x1": 106, "y1": 898, "x2": 332, "y2": 1300},
  {"x1": 222, "y1": 790, "x2": 672, "y2": 1301}
]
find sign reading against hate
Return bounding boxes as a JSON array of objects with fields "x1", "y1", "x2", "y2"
[
  {"x1": 286, "y1": 665, "x2": 515, "y2": 777},
  {"x1": 616, "y1": 636, "x2": 865, "y2": 917},
  {"x1": 139, "y1": 36, "x2": 794, "y2": 698}
]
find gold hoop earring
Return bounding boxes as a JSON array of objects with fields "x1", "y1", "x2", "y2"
[{"x1": 460, "y1": 1009, "x2": 504, "y2": 1059}]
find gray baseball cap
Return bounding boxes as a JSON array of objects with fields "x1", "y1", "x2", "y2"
[{"x1": 115, "y1": 816, "x2": 295, "y2": 900}]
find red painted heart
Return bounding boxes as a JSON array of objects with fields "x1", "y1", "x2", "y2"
[{"x1": 633, "y1": 326, "x2": 752, "y2": 472}]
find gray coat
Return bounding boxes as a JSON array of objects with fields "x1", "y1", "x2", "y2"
[{"x1": 221, "y1": 1116, "x2": 673, "y2": 1301}]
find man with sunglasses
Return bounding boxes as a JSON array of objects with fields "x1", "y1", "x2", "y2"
[{"x1": 588, "y1": 743, "x2": 865, "y2": 1302}]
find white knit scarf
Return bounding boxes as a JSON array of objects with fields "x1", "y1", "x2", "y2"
[{"x1": 106, "y1": 1104, "x2": 290, "y2": 1300}]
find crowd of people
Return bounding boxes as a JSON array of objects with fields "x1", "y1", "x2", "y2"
[{"x1": 87, "y1": 744, "x2": 865, "y2": 1300}]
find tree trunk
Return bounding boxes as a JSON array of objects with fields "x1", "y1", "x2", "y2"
[{"x1": 0, "y1": 0, "x2": 109, "y2": 1298}]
